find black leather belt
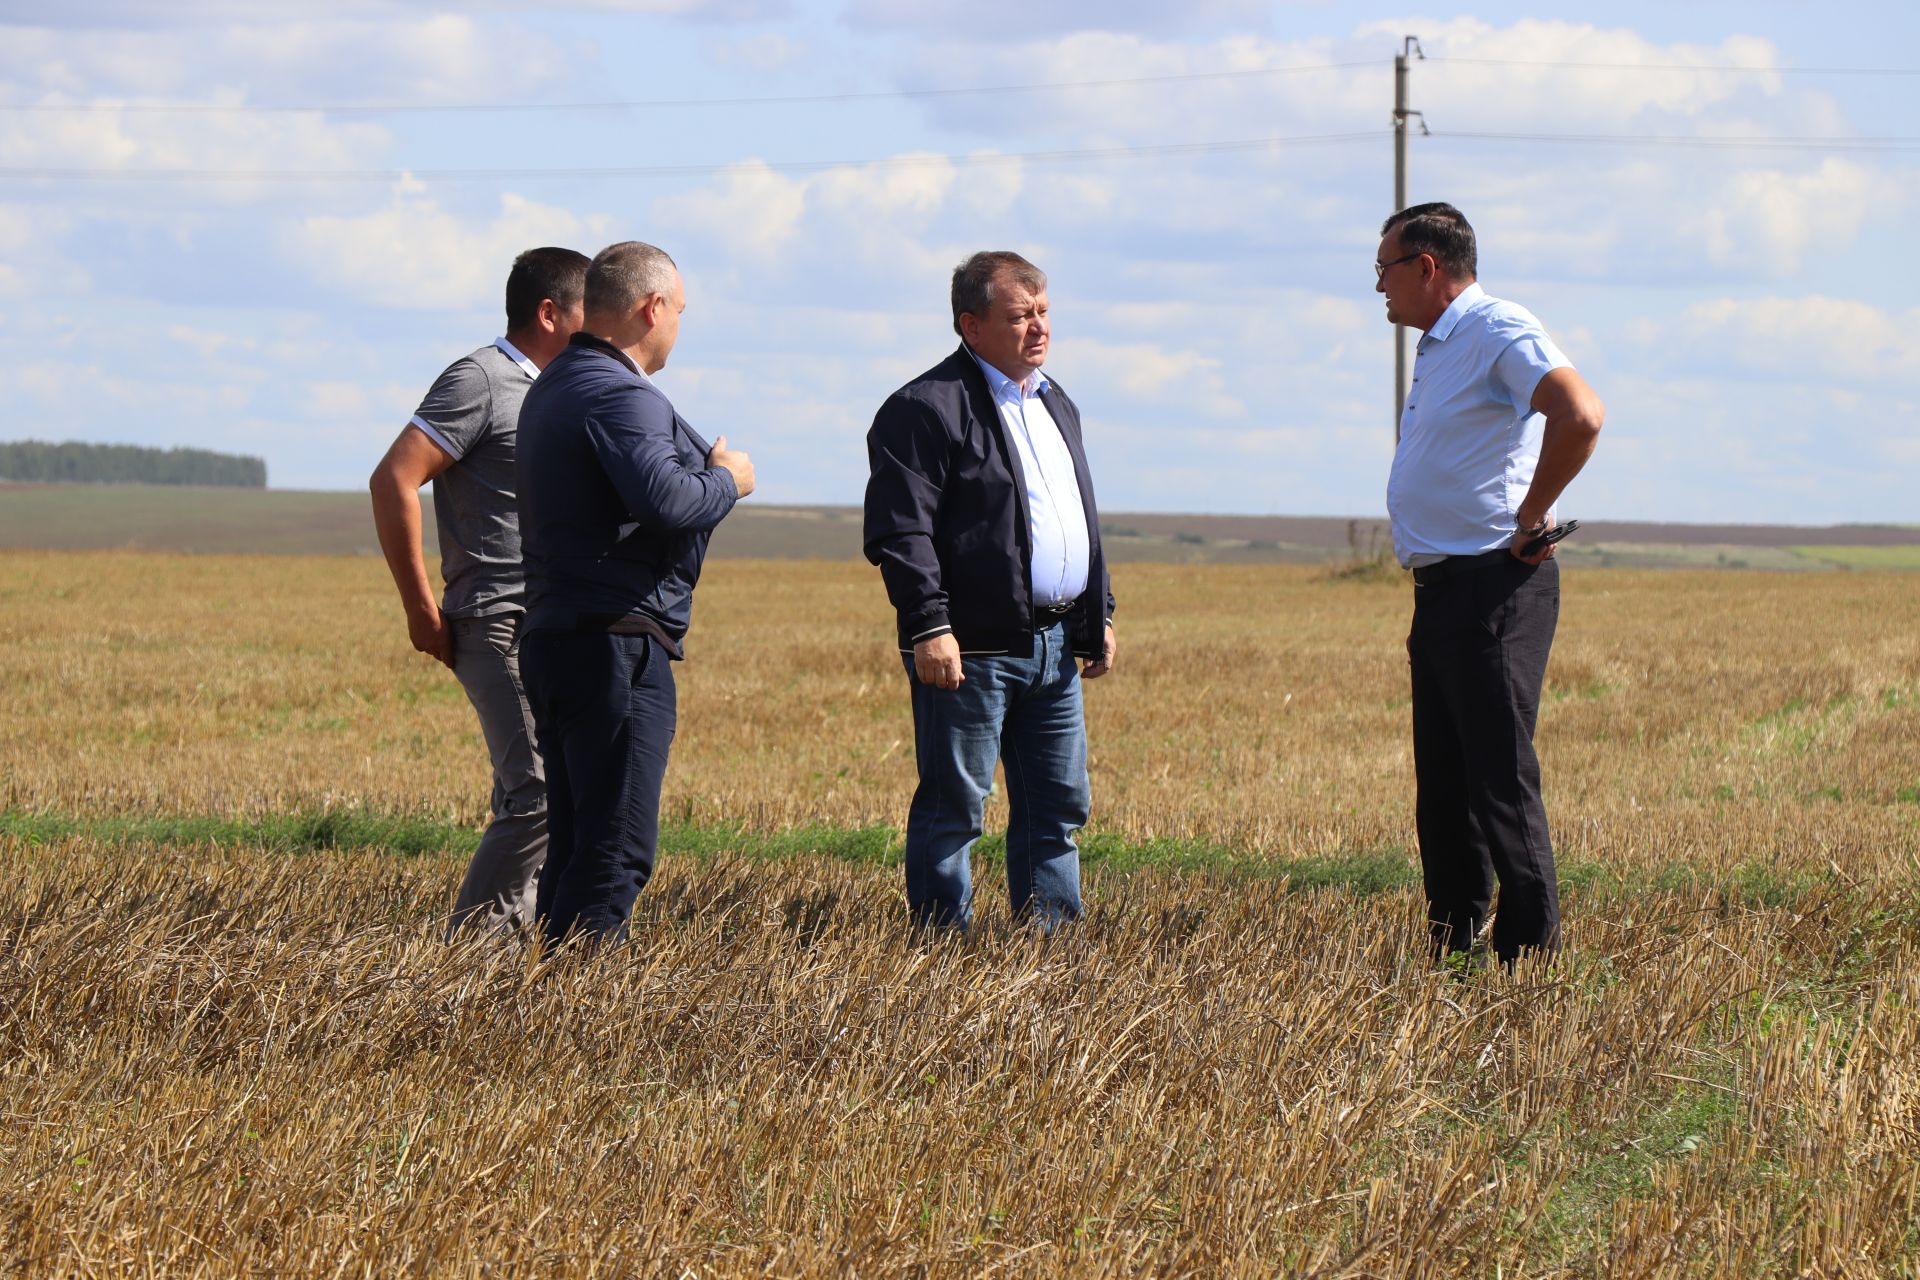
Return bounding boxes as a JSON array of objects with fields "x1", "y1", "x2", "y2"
[
  {"x1": 1032, "y1": 598, "x2": 1078, "y2": 628},
  {"x1": 1410, "y1": 548, "x2": 1513, "y2": 587}
]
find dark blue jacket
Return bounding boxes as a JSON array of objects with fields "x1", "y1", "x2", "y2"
[
  {"x1": 517, "y1": 333, "x2": 737, "y2": 649},
  {"x1": 864, "y1": 344, "x2": 1114, "y2": 659}
]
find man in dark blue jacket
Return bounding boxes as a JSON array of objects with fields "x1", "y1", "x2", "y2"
[
  {"x1": 516, "y1": 240, "x2": 754, "y2": 945},
  {"x1": 864, "y1": 250, "x2": 1116, "y2": 929}
]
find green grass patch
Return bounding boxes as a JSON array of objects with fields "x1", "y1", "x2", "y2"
[
  {"x1": 1549, "y1": 678, "x2": 1618, "y2": 704},
  {"x1": 1757, "y1": 696, "x2": 1809, "y2": 727},
  {"x1": 0, "y1": 808, "x2": 480, "y2": 858},
  {"x1": 1647, "y1": 860, "x2": 1825, "y2": 908},
  {"x1": 1, "y1": 810, "x2": 1902, "y2": 913},
  {"x1": 1074, "y1": 830, "x2": 1420, "y2": 891},
  {"x1": 1750, "y1": 692, "x2": 1860, "y2": 755},
  {"x1": 1529, "y1": 1076, "x2": 1744, "y2": 1259},
  {"x1": 1789, "y1": 545, "x2": 1920, "y2": 570},
  {"x1": 0, "y1": 808, "x2": 1426, "y2": 894}
]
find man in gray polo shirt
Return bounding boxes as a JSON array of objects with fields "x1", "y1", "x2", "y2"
[{"x1": 370, "y1": 246, "x2": 590, "y2": 936}]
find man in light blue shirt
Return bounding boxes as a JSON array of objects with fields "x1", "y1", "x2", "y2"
[{"x1": 1377, "y1": 202, "x2": 1604, "y2": 967}]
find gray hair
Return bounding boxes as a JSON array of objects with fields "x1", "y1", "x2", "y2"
[
  {"x1": 585, "y1": 240, "x2": 679, "y2": 317},
  {"x1": 951, "y1": 251, "x2": 1047, "y2": 337}
]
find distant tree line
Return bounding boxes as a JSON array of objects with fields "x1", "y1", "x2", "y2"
[{"x1": 0, "y1": 440, "x2": 267, "y2": 488}]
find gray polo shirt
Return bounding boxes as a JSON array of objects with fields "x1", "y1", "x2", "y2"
[{"x1": 409, "y1": 338, "x2": 537, "y2": 618}]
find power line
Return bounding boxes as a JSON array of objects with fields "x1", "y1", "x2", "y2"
[
  {"x1": 0, "y1": 131, "x2": 1385, "y2": 183},
  {"x1": 1429, "y1": 56, "x2": 1920, "y2": 77},
  {"x1": 0, "y1": 61, "x2": 1378, "y2": 116},
  {"x1": 4, "y1": 54, "x2": 1912, "y2": 119},
  {"x1": 8, "y1": 127, "x2": 1912, "y2": 184},
  {"x1": 1434, "y1": 129, "x2": 1920, "y2": 152}
]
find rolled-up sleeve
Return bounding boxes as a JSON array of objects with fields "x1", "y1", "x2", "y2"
[{"x1": 586, "y1": 384, "x2": 737, "y2": 532}]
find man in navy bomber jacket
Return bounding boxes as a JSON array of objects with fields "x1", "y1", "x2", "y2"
[
  {"x1": 517, "y1": 240, "x2": 755, "y2": 946},
  {"x1": 864, "y1": 250, "x2": 1117, "y2": 930}
]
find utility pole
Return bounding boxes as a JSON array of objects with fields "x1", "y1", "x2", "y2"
[{"x1": 1392, "y1": 35, "x2": 1425, "y2": 443}]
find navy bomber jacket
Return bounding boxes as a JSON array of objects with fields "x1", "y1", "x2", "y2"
[
  {"x1": 517, "y1": 332, "x2": 738, "y2": 653},
  {"x1": 863, "y1": 344, "x2": 1114, "y2": 660}
]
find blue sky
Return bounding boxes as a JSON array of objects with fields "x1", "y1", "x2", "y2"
[{"x1": 1, "y1": 1, "x2": 1914, "y2": 521}]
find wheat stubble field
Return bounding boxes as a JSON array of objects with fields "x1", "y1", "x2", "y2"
[{"x1": 3, "y1": 550, "x2": 1919, "y2": 1277}]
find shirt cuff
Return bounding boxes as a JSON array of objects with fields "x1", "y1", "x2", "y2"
[{"x1": 408, "y1": 415, "x2": 463, "y2": 461}]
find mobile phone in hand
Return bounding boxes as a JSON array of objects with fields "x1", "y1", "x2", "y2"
[{"x1": 1521, "y1": 518, "x2": 1580, "y2": 557}]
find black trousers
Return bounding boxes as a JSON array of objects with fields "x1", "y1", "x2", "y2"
[
  {"x1": 1407, "y1": 554, "x2": 1560, "y2": 963},
  {"x1": 520, "y1": 629, "x2": 677, "y2": 946}
]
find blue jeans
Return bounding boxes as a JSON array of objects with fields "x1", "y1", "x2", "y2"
[
  {"x1": 903, "y1": 622, "x2": 1090, "y2": 928},
  {"x1": 520, "y1": 629, "x2": 676, "y2": 946}
]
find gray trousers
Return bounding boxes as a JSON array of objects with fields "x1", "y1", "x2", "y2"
[{"x1": 447, "y1": 613, "x2": 548, "y2": 937}]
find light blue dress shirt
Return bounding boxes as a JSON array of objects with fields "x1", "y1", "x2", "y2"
[
  {"x1": 969, "y1": 349, "x2": 1091, "y2": 608},
  {"x1": 1386, "y1": 283, "x2": 1572, "y2": 567}
]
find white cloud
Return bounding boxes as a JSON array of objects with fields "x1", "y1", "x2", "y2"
[
  {"x1": 18, "y1": 358, "x2": 259, "y2": 417},
  {"x1": 654, "y1": 162, "x2": 810, "y2": 263},
  {"x1": 290, "y1": 190, "x2": 604, "y2": 310},
  {"x1": 165, "y1": 324, "x2": 252, "y2": 359},
  {"x1": 900, "y1": 32, "x2": 1377, "y2": 141},
  {"x1": 9, "y1": 2, "x2": 787, "y2": 33},
  {"x1": 1368, "y1": 19, "x2": 1790, "y2": 124},
  {"x1": 0, "y1": 202, "x2": 86, "y2": 295},
  {"x1": 1653, "y1": 296, "x2": 1920, "y2": 385},
  {"x1": 704, "y1": 31, "x2": 812, "y2": 74},
  {"x1": 842, "y1": 0, "x2": 1279, "y2": 38},
  {"x1": 0, "y1": 14, "x2": 578, "y2": 117},
  {"x1": 0, "y1": 205, "x2": 37, "y2": 253},
  {"x1": 812, "y1": 156, "x2": 958, "y2": 220},
  {"x1": 0, "y1": 106, "x2": 390, "y2": 198},
  {"x1": 653, "y1": 154, "x2": 966, "y2": 280},
  {"x1": 1058, "y1": 338, "x2": 1245, "y2": 417},
  {"x1": 893, "y1": 21, "x2": 1819, "y2": 150},
  {"x1": 1697, "y1": 159, "x2": 1902, "y2": 272},
  {"x1": 303, "y1": 381, "x2": 372, "y2": 419}
]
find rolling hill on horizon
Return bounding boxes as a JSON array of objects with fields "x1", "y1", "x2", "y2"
[{"x1": 3, "y1": 482, "x2": 1917, "y2": 570}]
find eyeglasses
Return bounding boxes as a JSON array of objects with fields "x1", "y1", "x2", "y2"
[{"x1": 1374, "y1": 252, "x2": 1423, "y2": 281}]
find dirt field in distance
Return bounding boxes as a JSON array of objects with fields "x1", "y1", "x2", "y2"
[{"x1": 3, "y1": 483, "x2": 1915, "y2": 567}]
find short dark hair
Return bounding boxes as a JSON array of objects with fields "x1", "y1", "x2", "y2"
[
  {"x1": 951, "y1": 251, "x2": 1047, "y2": 337},
  {"x1": 504, "y1": 247, "x2": 589, "y2": 330},
  {"x1": 1381, "y1": 202, "x2": 1477, "y2": 280},
  {"x1": 584, "y1": 241, "x2": 678, "y2": 318}
]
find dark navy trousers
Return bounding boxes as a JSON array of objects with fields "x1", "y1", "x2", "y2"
[
  {"x1": 520, "y1": 629, "x2": 676, "y2": 946},
  {"x1": 1407, "y1": 555, "x2": 1561, "y2": 964}
]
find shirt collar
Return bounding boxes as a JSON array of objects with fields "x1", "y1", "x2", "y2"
[
  {"x1": 568, "y1": 331, "x2": 652, "y2": 384},
  {"x1": 1425, "y1": 281, "x2": 1486, "y2": 343},
  {"x1": 967, "y1": 345, "x2": 1049, "y2": 400},
  {"x1": 494, "y1": 336, "x2": 540, "y2": 379}
]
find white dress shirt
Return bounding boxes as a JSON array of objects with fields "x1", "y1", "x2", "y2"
[
  {"x1": 969, "y1": 349, "x2": 1091, "y2": 608},
  {"x1": 1386, "y1": 283, "x2": 1572, "y2": 567}
]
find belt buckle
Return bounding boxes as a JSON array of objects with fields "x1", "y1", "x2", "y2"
[{"x1": 1033, "y1": 599, "x2": 1076, "y2": 628}]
